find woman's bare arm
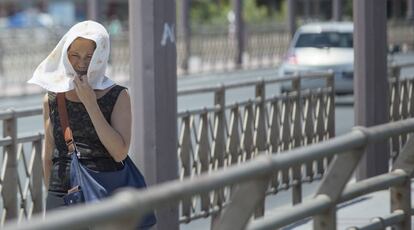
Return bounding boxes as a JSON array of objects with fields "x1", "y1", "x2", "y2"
[
  {"x1": 82, "y1": 89, "x2": 131, "y2": 162},
  {"x1": 73, "y1": 75, "x2": 131, "y2": 161},
  {"x1": 42, "y1": 94, "x2": 55, "y2": 189}
]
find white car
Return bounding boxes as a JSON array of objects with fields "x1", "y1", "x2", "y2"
[{"x1": 279, "y1": 22, "x2": 354, "y2": 94}]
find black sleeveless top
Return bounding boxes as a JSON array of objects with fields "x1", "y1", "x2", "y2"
[{"x1": 48, "y1": 85, "x2": 127, "y2": 192}]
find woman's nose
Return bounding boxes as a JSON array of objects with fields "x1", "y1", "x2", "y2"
[{"x1": 79, "y1": 59, "x2": 90, "y2": 68}]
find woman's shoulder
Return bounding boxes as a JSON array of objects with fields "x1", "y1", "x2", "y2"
[
  {"x1": 106, "y1": 84, "x2": 128, "y2": 99},
  {"x1": 46, "y1": 91, "x2": 57, "y2": 103}
]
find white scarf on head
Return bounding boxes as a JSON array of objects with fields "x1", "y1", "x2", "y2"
[{"x1": 28, "y1": 20, "x2": 115, "y2": 92}]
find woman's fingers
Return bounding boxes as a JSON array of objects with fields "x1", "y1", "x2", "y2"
[{"x1": 73, "y1": 75, "x2": 81, "y2": 86}]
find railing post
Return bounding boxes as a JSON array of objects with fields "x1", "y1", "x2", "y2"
[
  {"x1": 390, "y1": 66, "x2": 401, "y2": 161},
  {"x1": 212, "y1": 175, "x2": 270, "y2": 230},
  {"x1": 326, "y1": 72, "x2": 335, "y2": 165},
  {"x1": 3, "y1": 110, "x2": 18, "y2": 220},
  {"x1": 390, "y1": 177, "x2": 411, "y2": 230},
  {"x1": 314, "y1": 143, "x2": 366, "y2": 230},
  {"x1": 291, "y1": 77, "x2": 302, "y2": 205},
  {"x1": 210, "y1": 86, "x2": 226, "y2": 228},
  {"x1": 32, "y1": 136, "x2": 44, "y2": 214},
  {"x1": 326, "y1": 73, "x2": 335, "y2": 139},
  {"x1": 254, "y1": 80, "x2": 266, "y2": 217},
  {"x1": 391, "y1": 136, "x2": 414, "y2": 230}
]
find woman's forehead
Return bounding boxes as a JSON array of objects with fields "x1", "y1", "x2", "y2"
[{"x1": 68, "y1": 37, "x2": 96, "y2": 51}]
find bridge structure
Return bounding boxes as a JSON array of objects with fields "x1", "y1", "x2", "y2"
[{"x1": 1, "y1": 0, "x2": 414, "y2": 229}]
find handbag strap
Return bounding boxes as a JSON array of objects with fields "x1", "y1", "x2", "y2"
[{"x1": 57, "y1": 93, "x2": 76, "y2": 153}]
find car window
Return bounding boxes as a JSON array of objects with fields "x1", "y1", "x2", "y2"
[{"x1": 295, "y1": 32, "x2": 353, "y2": 48}]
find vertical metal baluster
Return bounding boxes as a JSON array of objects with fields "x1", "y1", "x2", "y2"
[
  {"x1": 254, "y1": 81, "x2": 267, "y2": 217},
  {"x1": 32, "y1": 136, "x2": 44, "y2": 214},
  {"x1": 178, "y1": 116, "x2": 192, "y2": 220},
  {"x1": 291, "y1": 78, "x2": 302, "y2": 204},
  {"x1": 210, "y1": 87, "x2": 226, "y2": 228},
  {"x1": 196, "y1": 112, "x2": 211, "y2": 215}
]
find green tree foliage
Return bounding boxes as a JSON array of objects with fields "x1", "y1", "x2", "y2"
[
  {"x1": 189, "y1": 0, "x2": 279, "y2": 25},
  {"x1": 243, "y1": 0, "x2": 269, "y2": 23},
  {"x1": 190, "y1": 0, "x2": 230, "y2": 25}
]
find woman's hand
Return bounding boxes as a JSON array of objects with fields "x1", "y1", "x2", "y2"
[{"x1": 73, "y1": 75, "x2": 96, "y2": 107}]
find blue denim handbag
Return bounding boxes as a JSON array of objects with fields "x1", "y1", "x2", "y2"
[
  {"x1": 65, "y1": 152, "x2": 157, "y2": 229},
  {"x1": 57, "y1": 93, "x2": 156, "y2": 229}
]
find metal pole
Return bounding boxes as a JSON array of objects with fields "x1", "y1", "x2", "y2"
[
  {"x1": 87, "y1": 0, "x2": 99, "y2": 21},
  {"x1": 233, "y1": 0, "x2": 244, "y2": 68},
  {"x1": 392, "y1": 0, "x2": 402, "y2": 18},
  {"x1": 128, "y1": 1, "x2": 179, "y2": 229},
  {"x1": 407, "y1": 0, "x2": 414, "y2": 20},
  {"x1": 314, "y1": 0, "x2": 320, "y2": 19},
  {"x1": 287, "y1": 0, "x2": 296, "y2": 38},
  {"x1": 353, "y1": 0, "x2": 389, "y2": 180},
  {"x1": 179, "y1": 0, "x2": 191, "y2": 73},
  {"x1": 332, "y1": 0, "x2": 342, "y2": 21},
  {"x1": 304, "y1": 0, "x2": 311, "y2": 21}
]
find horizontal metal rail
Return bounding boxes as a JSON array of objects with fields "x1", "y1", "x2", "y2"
[
  {"x1": 177, "y1": 72, "x2": 333, "y2": 96},
  {"x1": 0, "y1": 137, "x2": 12, "y2": 147},
  {"x1": 348, "y1": 210, "x2": 405, "y2": 230},
  {"x1": 247, "y1": 195, "x2": 332, "y2": 230},
  {"x1": 16, "y1": 133, "x2": 44, "y2": 144},
  {"x1": 177, "y1": 105, "x2": 220, "y2": 117},
  {"x1": 247, "y1": 170, "x2": 408, "y2": 230},
  {"x1": 340, "y1": 170, "x2": 407, "y2": 202},
  {"x1": 0, "y1": 107, "x2": 43, "y2": 120}
]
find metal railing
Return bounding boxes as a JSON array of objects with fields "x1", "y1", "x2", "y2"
[
  {"x1": 176, "y1": 72, "x2": 335, "y2": 223},
  {"x1": 4, "y1": 112, "x2": 414, "y2": 230},
  {"x1": 0, "y1": 71, "x2": 335, "y2": 226},
  {"x1": 0, "y1": 108, "x2": 44, "y2": 224},
  {"x1": 1, "y1": 62, "x2": 414, "y2": 228},
  {"x1": 389, "y1": 62, "x2": 414, "y2": 160}
]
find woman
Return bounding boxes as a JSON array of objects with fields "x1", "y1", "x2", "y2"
[{"x1": 28, "y1": 20, "x2": 131, "y2": 210}]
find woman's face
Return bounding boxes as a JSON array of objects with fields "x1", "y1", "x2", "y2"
[{"x1": 67, "y1": 37, "x2": 96, "y2": 76}]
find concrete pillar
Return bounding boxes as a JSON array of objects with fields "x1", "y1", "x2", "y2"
[
  {"x1": 353, "y1": 0, "x2": 389, "y2": 180},
  {"x1": 129, "y1": 0, "x2": 179, "y2": 229}
]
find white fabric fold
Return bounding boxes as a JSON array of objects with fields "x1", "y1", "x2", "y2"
[{"x1": 28, "y1": 20, "x2": 115, "y2": 92}]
